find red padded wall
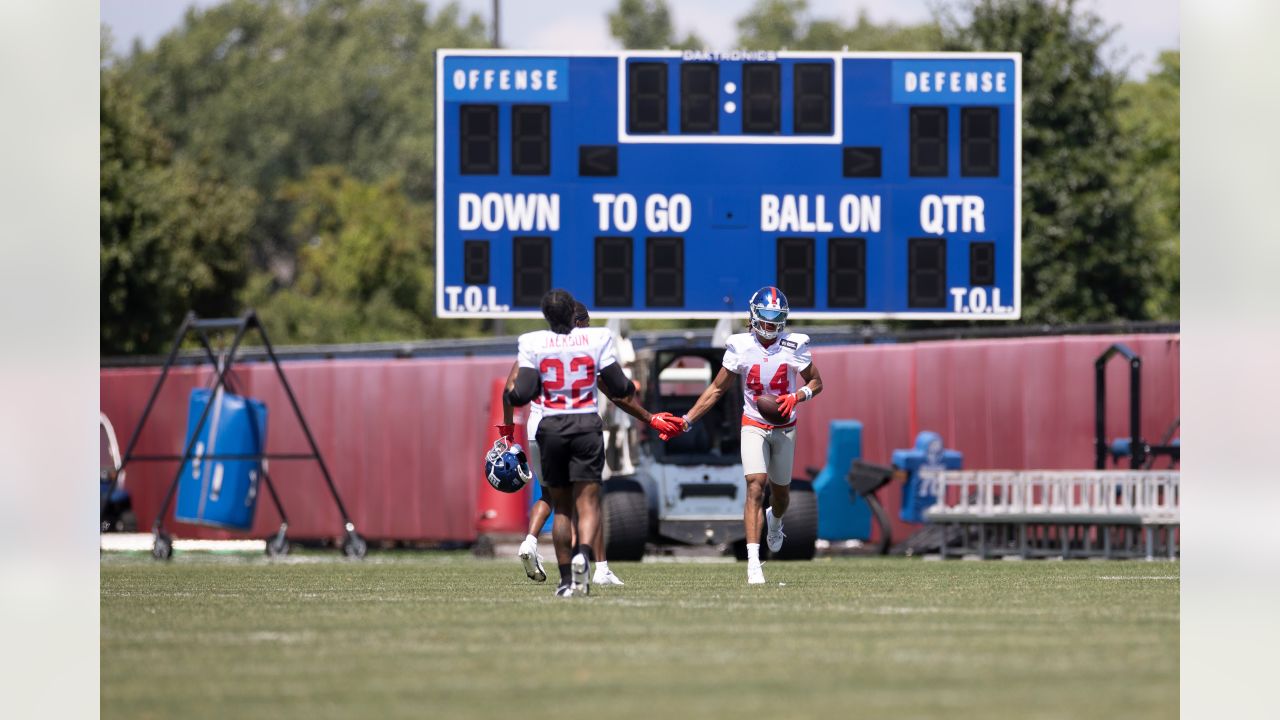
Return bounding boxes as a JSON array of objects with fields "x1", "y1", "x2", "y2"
[
  {"x1": 101, "y1": 357, "x2": 511, "y2": 541},
  {"x1": 101, "y1": 334, "x2": 1179, "y2": 543}
]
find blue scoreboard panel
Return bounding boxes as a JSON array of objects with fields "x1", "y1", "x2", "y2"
[{"x1": 436, "y1": 50, "x2": 1020, "y2": 319}]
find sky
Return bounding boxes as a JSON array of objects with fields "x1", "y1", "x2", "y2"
[{"x1": 101, "y1": 0, "x2": 1178, "y2": 79}]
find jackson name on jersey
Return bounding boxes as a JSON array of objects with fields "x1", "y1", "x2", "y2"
[
  {"x1": 517, "y1": 327, "x2": 619, "y2": 416},
  {"x1": 722, "y1": 331, "x2": 813, "y2": 426}
]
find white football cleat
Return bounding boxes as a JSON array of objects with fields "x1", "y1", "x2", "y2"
[
  {"x1": 555, "y1": 584, "x2": 574, "y2": 598},
  {"x1": 766, "y1": 509, "x2": 786, "y2": 553},
  {"x1": 747, "y1": 561, "x2": 766, "y2": 585},
  {"x1": 571, "y1": 553, "x2": 591, "y2": 596},
  {"x1": 593, "y1": 569, "x2": 624, "y2": 586},
  {"x1": 518, "y1": 537, "x2": 546, "y2": 583}
]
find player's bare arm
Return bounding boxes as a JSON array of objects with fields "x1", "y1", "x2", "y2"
[
  {"x1": 501, "y1": 360, "x2": 519, "y2": 427},
  {"x1": 799, "y1": 363, "x2": 822, "y2": 399},
  {"x1": 597, "y1": 375, "x2": 652, "y2": 424},
  {"x1": 597, "y1": 364, "x2": 681, "y2": 435},
  {"x1": 680, "y1": 366, "x2": 739, "y2": 428}
]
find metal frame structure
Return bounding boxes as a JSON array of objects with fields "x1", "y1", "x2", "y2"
[
  {"x1": 846, "y1": 460, "x2": 896, "y2": 555},
  {"x1": 925, "y1": 470, "x2": 1179, "y2": 560},
  {"x1": 100, "y1": 310, "x2": 366, "y2": 560},
  {"x1": 1095, "y1": 343, "x2": 1180, "y2": 470}
]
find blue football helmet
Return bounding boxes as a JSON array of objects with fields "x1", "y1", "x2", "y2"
[
  {"x1": 484, "y1": 438, "x2": 533, "y2": 493},
  {"x1": 749, "y1": 286, "x2": 789, "y2": 340}
]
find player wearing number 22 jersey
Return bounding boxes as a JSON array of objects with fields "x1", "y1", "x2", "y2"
[
  {"x1": 504, "y1": 289, "x2": 681, "y2": 597},
  {"x1": 674, "y1": 286, "x2": 824, "y2": 585}
]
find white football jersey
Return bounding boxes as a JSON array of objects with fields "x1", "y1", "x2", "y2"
[
  {"x1": 722, "y1": 331, "x2": 813, "y2": 425},
  {"x1": 517, "y1": 327, "x2": 619, "y2": 416}
]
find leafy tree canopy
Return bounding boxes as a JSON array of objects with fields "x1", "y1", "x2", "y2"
[
  {"x1": 101, "y1": 31, "x2": 259, "y2": 354},
  {"x1": 1117, "y1": 51, "x2": 1179, "y2": 319},
  {"x1": 736, "y1": 0, "x2": 942, "y2": 50},
  {"x1": 608, "y1": 0, "x2": 703, "y2": 50},
  {"x1": 941, "y1": 0, "x2": 1157, "y2": 322},
  {"x1": 244, "y1": 165, "x2": 481, "y2": 343}
]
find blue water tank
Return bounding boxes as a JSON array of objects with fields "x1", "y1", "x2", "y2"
[{"x1": 175, "y1": 388, "x2": 268, "y2": 531}]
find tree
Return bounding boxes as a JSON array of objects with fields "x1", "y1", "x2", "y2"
[
  {"x1": 242, "y1": 166, "x2": 481, "y2": 344},
  {"x1": 119, "y1": 0, "x2": 489, "y2": 264},
  {"x1": 1117, "y1": 51, "x2": 1179, "y2": 319},
  {"x1": 941, "y1": 0, "x2": 1154, "y2": 322},
  {"x1": 100, "y1": 36, "x2": 259, "y2": 354},
  {"x1": 608, "y1": 0, "x2": 703, "y2": 50},
  {"x1": 736, "y1": 0, "x2": 942, "y2": 51}
]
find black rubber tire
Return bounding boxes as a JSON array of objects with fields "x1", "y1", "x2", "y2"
[
  {"x1": 766, "y1": 480, "x2": 818, "y2": 561},
  {"x1": 602, "y1": 478, "x2": 648, "y2": 562}
]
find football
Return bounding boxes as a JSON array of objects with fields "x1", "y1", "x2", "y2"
[{"x1": 755, "y1": 394, "x2": 789, "y2": 425}]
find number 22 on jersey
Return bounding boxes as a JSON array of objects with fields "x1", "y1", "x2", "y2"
[
  {"x1": 745, "y1": 364, "x2": 789, "y2": 397},
  {"x1": 540, "y1": 356, "x2": 596, "y2": 409}
]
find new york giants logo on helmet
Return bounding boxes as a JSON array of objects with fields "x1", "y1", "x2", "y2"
[
  {"x1": 484, "y1": 438, "x2": 533, "y2": 493},
  {"x1": 749, "y1": 286, "x2": 789, "y2": 340}
]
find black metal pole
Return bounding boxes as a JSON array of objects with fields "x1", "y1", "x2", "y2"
[
  {"x1": 102, "y1": 312, "x2": 195, "y2": 522},
  {"x1": 1094, "y1": 355, "x2": 1107, "y2": 470},
  {"x1": 251, "y1": 312, "x2": 357, "y2": 526},
  {"x1": 150, "y1": 316, "x2": 254, "y2": 533},
  {"x1": 260, "y1": 469, "x2": 289, "y2": 525},
  {"x1": 195, "y1": 329, "x2": 229, "y2": 393},
  {"x1": 865, "y1": 493, "x2": 893, "y2": 555},
  {"x1": 127, "y1": 453, "x2": 316, "y2": 462},
  {"x1": 492, "y1": 0, "x2": 500, "y2": 48},
  {"x1": 1129, "y1": 356, "x2": 1143, "y2": 469},
  {"x1": 114, "y1": 313, "x2": 195, "y2": 476}
]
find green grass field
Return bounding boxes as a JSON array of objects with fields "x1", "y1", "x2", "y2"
[{"x1": 101, "y1": 553, "x2": 1178, "y2": 720}]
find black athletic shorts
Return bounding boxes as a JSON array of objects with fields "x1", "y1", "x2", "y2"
[{"x1": 534, "y1": 413, "x2": 605, "y2": 487}]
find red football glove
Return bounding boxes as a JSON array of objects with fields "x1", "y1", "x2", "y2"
[
  {"x1": 495, "y1": 423, "x2": 515, "y2": 443},
  {"x1": 648, "y1": 412, "x2": 684, "y2": 441},
  {"x1": 776, "y1": 393, "x2": 799, "y2": 417}
]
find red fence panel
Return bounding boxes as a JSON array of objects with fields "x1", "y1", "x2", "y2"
[
  {"x1": 101, "y1": 334, "x2": 1178, "y2": 544},
  {"x1": 101, "y1": 357, "x2": 512, "y2": 541}
]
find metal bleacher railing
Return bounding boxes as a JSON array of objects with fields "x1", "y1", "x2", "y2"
[{"x1": 924, "y1": 470, "x2": 1179, "y2": 560}]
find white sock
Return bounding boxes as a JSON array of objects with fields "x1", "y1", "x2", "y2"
[
  {"x1": 596, "y1": 560, "x2": 610, "y2": 574},
  {"x1": 524, "y1": 534, "x2": 538, "y2": 546},
  {"x1": 747, "y1": 543, "x2": 761, "y2": 563},
  {"x1": 766, "y1": 507, "x2": 782, "y2": 529}
]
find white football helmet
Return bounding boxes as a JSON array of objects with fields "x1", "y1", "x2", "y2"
[{"x1": 749, "y1": 286, "x2": 789, "y2": 340}]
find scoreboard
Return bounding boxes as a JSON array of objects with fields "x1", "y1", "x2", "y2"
[{"x1": 435, "y1": 50, "x2": 1020, "y2": 319}]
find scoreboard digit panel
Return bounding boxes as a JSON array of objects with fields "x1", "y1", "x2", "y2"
[{"x1": 436, "y1": 51, "x2": 1020, "y2": 319}]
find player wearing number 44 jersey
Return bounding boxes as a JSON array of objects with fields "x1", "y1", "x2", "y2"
[
  {"x1": 504, "y1": 290, "x2": 682, "y2": 597},
  {"x1": 673, "y1": 286, "x2": 823, "y2": 585}
]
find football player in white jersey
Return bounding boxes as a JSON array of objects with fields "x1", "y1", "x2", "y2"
[
  {"x1": 500, "y1": 301, "x2": 626, "y2": 587},
  {"x1": 505, "y1": 289, "x2": 682, "y2": 597},
  {"x1": 671, "y1": 286, "x2": 823, "y2": 584}
]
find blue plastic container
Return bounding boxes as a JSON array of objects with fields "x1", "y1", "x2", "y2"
[
  {"x1": 175, "y1": 388, "x2": 268, "y2": 531},
  {"x1": 813, "y1": 420, "x2": 870, "y2": 540}
]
